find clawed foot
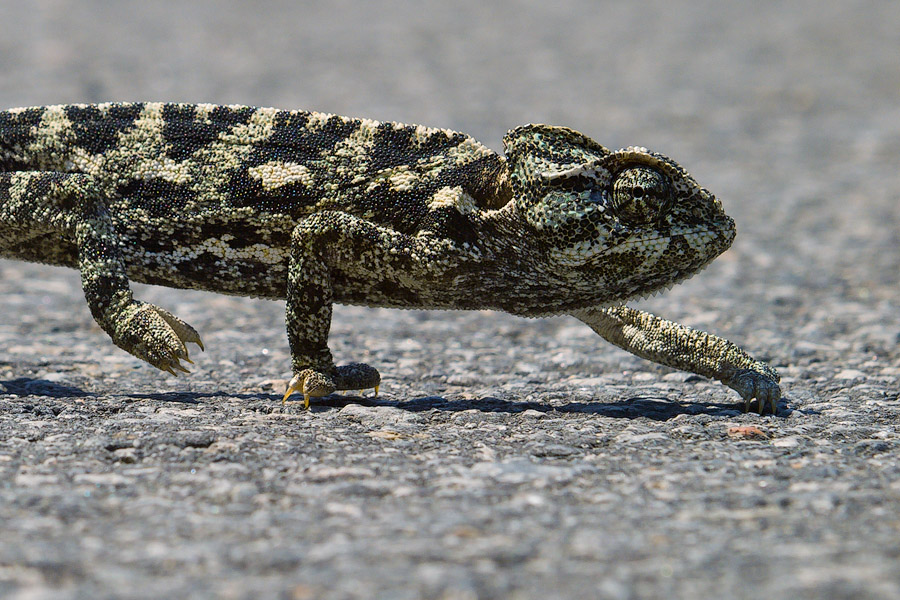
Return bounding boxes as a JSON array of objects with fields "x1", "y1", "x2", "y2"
[
  {"x1": 115, "y1": 302, "x2": 204, "y2": 375},
  {"x1": 282, "y1": 363, "x2": 381, "y2": 409},
  {"x1": 727, "y1": 368, "x2": 782, "y2": 415}
]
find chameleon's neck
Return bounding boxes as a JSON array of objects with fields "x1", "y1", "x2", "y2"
[
  {"x1": 478, "y1": 196, "x2": 543, "y2": 250},
  {"x1": 478, "y1": 197, "x2": 527, "y2": 232}
]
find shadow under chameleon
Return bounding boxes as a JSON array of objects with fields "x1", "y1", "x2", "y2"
[{"x1": 1, "y1": 377, "x2": 793, "y2": 419}]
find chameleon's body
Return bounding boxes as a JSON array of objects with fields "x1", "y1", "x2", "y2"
[{"x1": 0, "y1": 103, "x2": 780, "y2": 412}]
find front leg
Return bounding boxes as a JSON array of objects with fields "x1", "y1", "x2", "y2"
[
  {"x1": 572, "y1": 305, "x2": 781, "y2": 414},
  {"x1": 282, "y1": 211, "x2": 424, "y2": 407}
]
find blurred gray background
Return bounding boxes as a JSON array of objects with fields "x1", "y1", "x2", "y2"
[{"x1": 1, "y1": 1, "x2": 899, "y2": 599}]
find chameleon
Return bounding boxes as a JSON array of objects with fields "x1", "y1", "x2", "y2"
[{"x1": 0, "y1": 103, "x2": 781, "y2": 414}]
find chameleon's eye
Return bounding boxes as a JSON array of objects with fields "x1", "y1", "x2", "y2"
[{"x1": 611, "y1": 166, "x2": 672, "y2": 225}]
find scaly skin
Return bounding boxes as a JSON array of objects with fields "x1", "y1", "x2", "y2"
[{"x1": 0, "y1": 103, "x2": 780, "y2": 413}]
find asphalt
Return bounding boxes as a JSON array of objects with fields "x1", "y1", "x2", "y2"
[{"x1": 1, "y1": 1, "x2": 899, "y2": 598}]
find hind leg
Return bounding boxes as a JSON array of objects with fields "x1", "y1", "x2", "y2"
[{"x1": 0, "y1": 171, "x2": 203, "y2": 373}]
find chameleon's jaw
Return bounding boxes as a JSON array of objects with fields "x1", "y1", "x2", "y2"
[
  {"x1": 612, "y1": 214, "x2": 736, "y2": 304},
  {"x1": 624, "y1": 256, "x2": 716, "y2": 303}
]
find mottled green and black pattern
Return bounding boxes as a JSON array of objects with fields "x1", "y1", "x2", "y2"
[{"x1": 0, "y1": 103, "x2": 780, "y2": 412}]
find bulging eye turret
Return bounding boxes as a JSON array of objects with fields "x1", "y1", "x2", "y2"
[{"x1": 611, "y1": 166, "x2": 672, "y2": 225}]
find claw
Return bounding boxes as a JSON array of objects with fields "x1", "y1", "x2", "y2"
[
  {"x1": 282, "y1": 380, "x2": 311, "y2": 409},
  {"x1": 282, "y1": 382, "x2": 299, "y2": 406},
  {"x1": 281, "y1": 365, "x2": 377, "y2": 408},
  {"x1": 173, "y1": 362, "x2": 191, "y2": 374},
  {"x1": 155, "y1": 307, "x2": 204, "y2": 351},
  {"x1": 741, "y1": 395, "x2": 777, "y2": 416},
  {"x1": 121, "y1": 303, "x2": 207, "y2": 375}
]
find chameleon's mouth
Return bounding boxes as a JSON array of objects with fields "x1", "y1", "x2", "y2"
[
  {"x1": 622, "y1": 217, "x2": 735, "y2": 303},
  {"x1": 626, "y1": 256, "x2": 716, "y2": 303}
]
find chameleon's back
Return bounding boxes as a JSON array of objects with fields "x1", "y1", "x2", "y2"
[{"x1": 0, "y1": 103, "x2": 509, "y2": 231}]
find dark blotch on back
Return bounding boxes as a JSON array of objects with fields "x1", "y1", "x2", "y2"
[
  {"x1": 265, "y1": 111, "x2": 312, "y2": 148},
  {"x1": 225, "y1": 167, "x2": 321, "y2": 214},
  {"x1": 162, "y1": 104, "x2": 256, "y2": 162},
  {"x1": 0, "y1": 108, "x2": 44, "y2": 168},
  {"x1": 366, "y1": 123, "x2": 419, "y2": 170},
  {"x1": 116, "y1": 177, "x2": 196, "y2": 217},
  {"x1": 66, "y1": 105, "x2": 134, "y2": 155},
  {"x1": 251, "y1": 112, "x2": 360, "y2": 166},
  {"x1": 351, "y1": 184, "x2": 430, "y2": 234}
]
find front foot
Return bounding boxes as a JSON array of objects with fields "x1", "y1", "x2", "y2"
[
  {"x1": 726, "y1": 367, "x2": 782, "y2": 415},
  {"x1": 282, "y1": 363, "x2": 381, "y2": 409},
  {"x1": 114, "y1": 302, "x2": 204, "y2": 375}
]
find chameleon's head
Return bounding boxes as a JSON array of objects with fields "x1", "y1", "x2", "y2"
[{"x1": 503, "y1": 125, "x2": 736, "y2": 304}]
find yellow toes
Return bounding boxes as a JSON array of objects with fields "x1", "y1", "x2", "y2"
[
  {"x1": 282, "y1": 383, "x2": 299, "y2": 406},
  {"x1": 282, "y1": 376, "x2": 377, "y2": 408},
  {"x1": 282, "y1": 382, "x2": 312, "y2": 410}
]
